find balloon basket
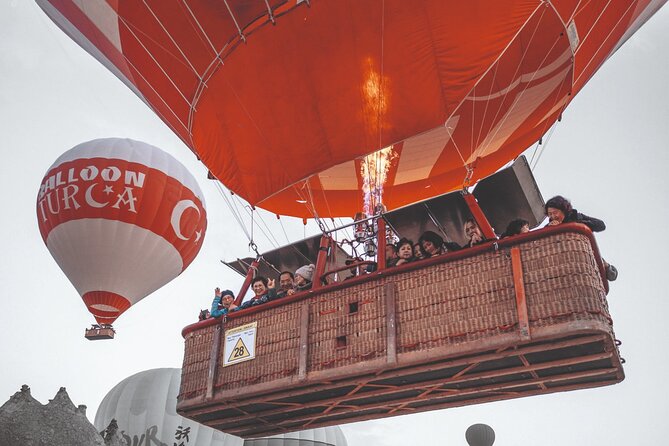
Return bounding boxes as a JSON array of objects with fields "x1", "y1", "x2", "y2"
[{"x1": 85, "y1": 324, "x2": 115, "y2": 340}]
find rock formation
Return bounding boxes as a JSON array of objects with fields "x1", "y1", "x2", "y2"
[{"x1": 0, "y1": 385, "x2": 124, "y2": 446}]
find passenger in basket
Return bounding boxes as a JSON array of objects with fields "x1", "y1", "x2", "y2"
[
  {"x1": 413, "y1": 243, "x2": 425, "y2": 260},
  {"x1": 236, "y1": 276, "x2": 278, "y2": 311},
  {"x1": 544, "y1": 195, "x2": 617, "y2": 281},
  {"x1": 394, "y1": 238, "x2": 415, "y2": 266},
  {"x1": 210, "y1": 288, "x2": 238, "y2": 318},
  {"x1": 545, "y1": 195, "x2": 605, "y2": 231},
  {"x1": 463, "y1": 219, "x2": 488, "y2": 248},
  {"x1": 386, "y1": 243, "x2": 399, "y2": 267},
  {"x1": 295, "y1": 264, "x2": 316, "y2": 291},
  {"x1": 500, "y1": 218, "x2": 530, "y2": 238},
  {"x1": 277, "y1": 271, "x2": 296, "y2": 298},
  {"x1": 418, "y1": 230, "x2": 460, "y2": 258}
]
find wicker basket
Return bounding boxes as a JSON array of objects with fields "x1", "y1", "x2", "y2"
[{"x1": 178, "y1": 225, "x2": 623, "y2": 438}]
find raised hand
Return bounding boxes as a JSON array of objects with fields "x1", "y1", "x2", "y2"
[{"x1": 215, "y1": 287, "x2": 222, "y2": 297}]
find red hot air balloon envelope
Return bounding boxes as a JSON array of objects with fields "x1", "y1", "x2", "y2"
[
  {"x1": 36, "y1": 138, "x2": 207, "y2": 338},
  {"x1": 36, "y1": 0, "x2": 667, "y2": 218}
]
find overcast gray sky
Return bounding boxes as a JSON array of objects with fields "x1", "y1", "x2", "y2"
[{"x1": 1, "y1": 2, "x2": 668, "y2": 445}]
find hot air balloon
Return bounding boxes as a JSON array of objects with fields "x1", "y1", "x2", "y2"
[
  {"x1": 37, "y1": 138, "x2": 207, "y2": 339},
  {"x1": 36, "y1": 0, "x2": 667, "y2": 218},
  {"x1": 36, "y1": 0, "x2": 653, "y2": 435},
  {"x1": 245, "y1": 426, "x2": 348, "y2": 446},
  {"x1": 466, "y1": 424, "x2": 495, "y2": 446},
  {"x1": 94, "y1": 368, "x2": 348, "y2": 446},
  {"x1": 95, "y1": 368, "x2": 241, "y2": 446}
]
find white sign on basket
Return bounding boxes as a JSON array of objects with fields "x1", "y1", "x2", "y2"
[{"x1": 223, "y1": 321, "x2": 257, "y2": 366}]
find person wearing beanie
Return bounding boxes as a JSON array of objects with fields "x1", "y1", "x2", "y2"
[
  {"x1": 210, "y1": 287, "x2": 237, "y2": 318},
  {"x1": 544, "y1": 195, "x2": 617, "y2": 281},
  {"x1": 295, "y1": 264, "x2": 316, "y2": 291}
]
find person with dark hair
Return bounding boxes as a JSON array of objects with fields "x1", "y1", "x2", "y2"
[
  {"x1": 501, "y1": 218, "x2": 530, "y2": 238},
  {"x1": 344, "y1": 257, "x2": 364, "y2": 280},
  {"x1": 544, "y1": 195, "x2": 617, "y2": 281},
  {"x1": 545, "y1": 195, "x2": 605, "y2": 231},
  {"x1": 462, "y1": 218, "x2": 488, "y2": 248},
  {"x1": 418, "y1": 230, "x2": 460, "y2": 258},
  {"x1": 386, "y1": 243, "x2": 399, "y2": 267},
  {"x1": 236, "y1": 276, "x2": 278, "y2": 310},
  {"x1": 394, "y1": 238, "x2": 415, "y2": 266},
  {"x1": 413, "y1": 243, "x2": 424, "y2": 260},
  {"x1": 210, "y1": 287, "x2": 238, "y2": 318},
  {"x1": 277, "y1": 271, "x2": 295, "y2": 298}
]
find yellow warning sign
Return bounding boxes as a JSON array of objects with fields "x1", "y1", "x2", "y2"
[
  {"x1": 223, "y1": 321, "x2": 257, "y2": 366},
  {"x1": 228, "y1": 337, "x2": 250, "y2": 362}
]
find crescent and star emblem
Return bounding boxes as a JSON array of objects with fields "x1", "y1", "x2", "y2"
[{"x1": 170, "y1": 199, "x2": 202, "y2": 243}]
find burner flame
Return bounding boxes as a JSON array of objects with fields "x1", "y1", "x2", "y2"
[{"x1": 361, "y1": 146, "x2": 395, "y2": 216}]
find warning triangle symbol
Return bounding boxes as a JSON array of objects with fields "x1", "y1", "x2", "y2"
[{"x1": 228, "y1": 337, "x2": 251, "y2": 362}]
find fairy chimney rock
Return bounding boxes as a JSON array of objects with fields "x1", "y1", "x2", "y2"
[{"x1": 0, "y1": 385, "x2": 106, "y2": 446}]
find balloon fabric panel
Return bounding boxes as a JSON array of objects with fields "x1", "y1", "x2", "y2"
[{"x1": 38, "y1": 0, "x2": 667, "y2": 217}]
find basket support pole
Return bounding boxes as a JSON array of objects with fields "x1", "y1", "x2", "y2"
[
  {"x1": 385, "y1": 283, "x2": 397, "y2": 364},
  {"x1": 206, "y1": 320, "x2": 224, "y2": 399},
  {"x1": 377, "y1": 218, "x2": 387, "y2": 270},
  {"x1": 298, "y1": 303, "x2": 310, "y2": 381},
  {"x1": 235, "y1": 259, "x2": 259, "y2": 306},
  {"x1": 462, "y1": 192, "x2": 497, "y2": 240},
  {"x1": 510, "y1": 247, "x2": 531, "y2": 341},
  {"x1": 313, "y1": 235, "x2": 331, "y2": 289}
]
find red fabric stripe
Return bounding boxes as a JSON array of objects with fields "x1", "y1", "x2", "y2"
[{"x1": 82, "y1": 291, "x2": 131, "y2": 325}]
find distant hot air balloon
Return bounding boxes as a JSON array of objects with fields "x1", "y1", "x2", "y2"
[
  {"x1": 94, "y1": 368, "x2": 349, "y2": 446},
  {"x1": 36, "y1": 138, "x2": 207, "y2": 329},
  {"x1": 466, "y1": 423, "x2": 495, "y2": 446},
  {"x1": 37, "y1": 0, "x2": 667, "y2": 218}
]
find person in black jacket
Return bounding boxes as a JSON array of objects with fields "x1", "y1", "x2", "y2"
[
  {"x1": 500, "y1": 218, "x2": 530, "y2": 238},
  {"x1": 418, "y1": 230, "x2": 460, "y2": 258},
  {"x1": 545, "y1": 195, "x2": 605, "y2": 231},
  {"x1": 545, "y1": 195, "x2": 617, "y2": 281},
  {"x1": 462, "y1": 218, "x2": 488, "y2": 248}
]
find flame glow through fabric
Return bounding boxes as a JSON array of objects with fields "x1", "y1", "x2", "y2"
[
  {"x1": 37, "y1": 0, "x2": 666, "y2": 217},
  {"x1": 36, "y1": 138, "x2": 207, "y2": 325}
]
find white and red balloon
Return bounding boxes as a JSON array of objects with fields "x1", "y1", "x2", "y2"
[{"x1": 36, "y1": 138, "x2": 207, "y2": 325}]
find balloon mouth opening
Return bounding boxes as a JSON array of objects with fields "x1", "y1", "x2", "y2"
[{"x1": 83, "y1": 291, "x2": 131, "y2": 325}]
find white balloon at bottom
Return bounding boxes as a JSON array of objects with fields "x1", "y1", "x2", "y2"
[
  {"x1": 94, "y1": 368, "x2": 241, "y2": 446},
  {"x1": 245, "y1": 426, "x2": 348, "y2": 446},
  {"x1": 95, "y1": 368, "x2": 349, "y2": 446}
]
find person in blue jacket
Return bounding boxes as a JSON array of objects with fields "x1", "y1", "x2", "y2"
[{"x1": 210, "y1": 288, "x2": 238, "y2": 318}]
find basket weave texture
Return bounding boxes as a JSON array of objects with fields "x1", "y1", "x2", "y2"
[{"x1": 179, "y1": 231, "x2": 611, "y2": 401}]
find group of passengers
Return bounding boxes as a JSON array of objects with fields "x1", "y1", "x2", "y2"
[
  {"x1": 207, "y1": 195, "x2": 616, "y2": 318},
  {"x1": 385, "y1": 218, "x2": 493, "y2": 267},
  {"x1": 383, "y1": 195, "x2": 616, "y2": 277},
  {"x1": 208, "y1": 264, "x2": 316, "y2": 317}
]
